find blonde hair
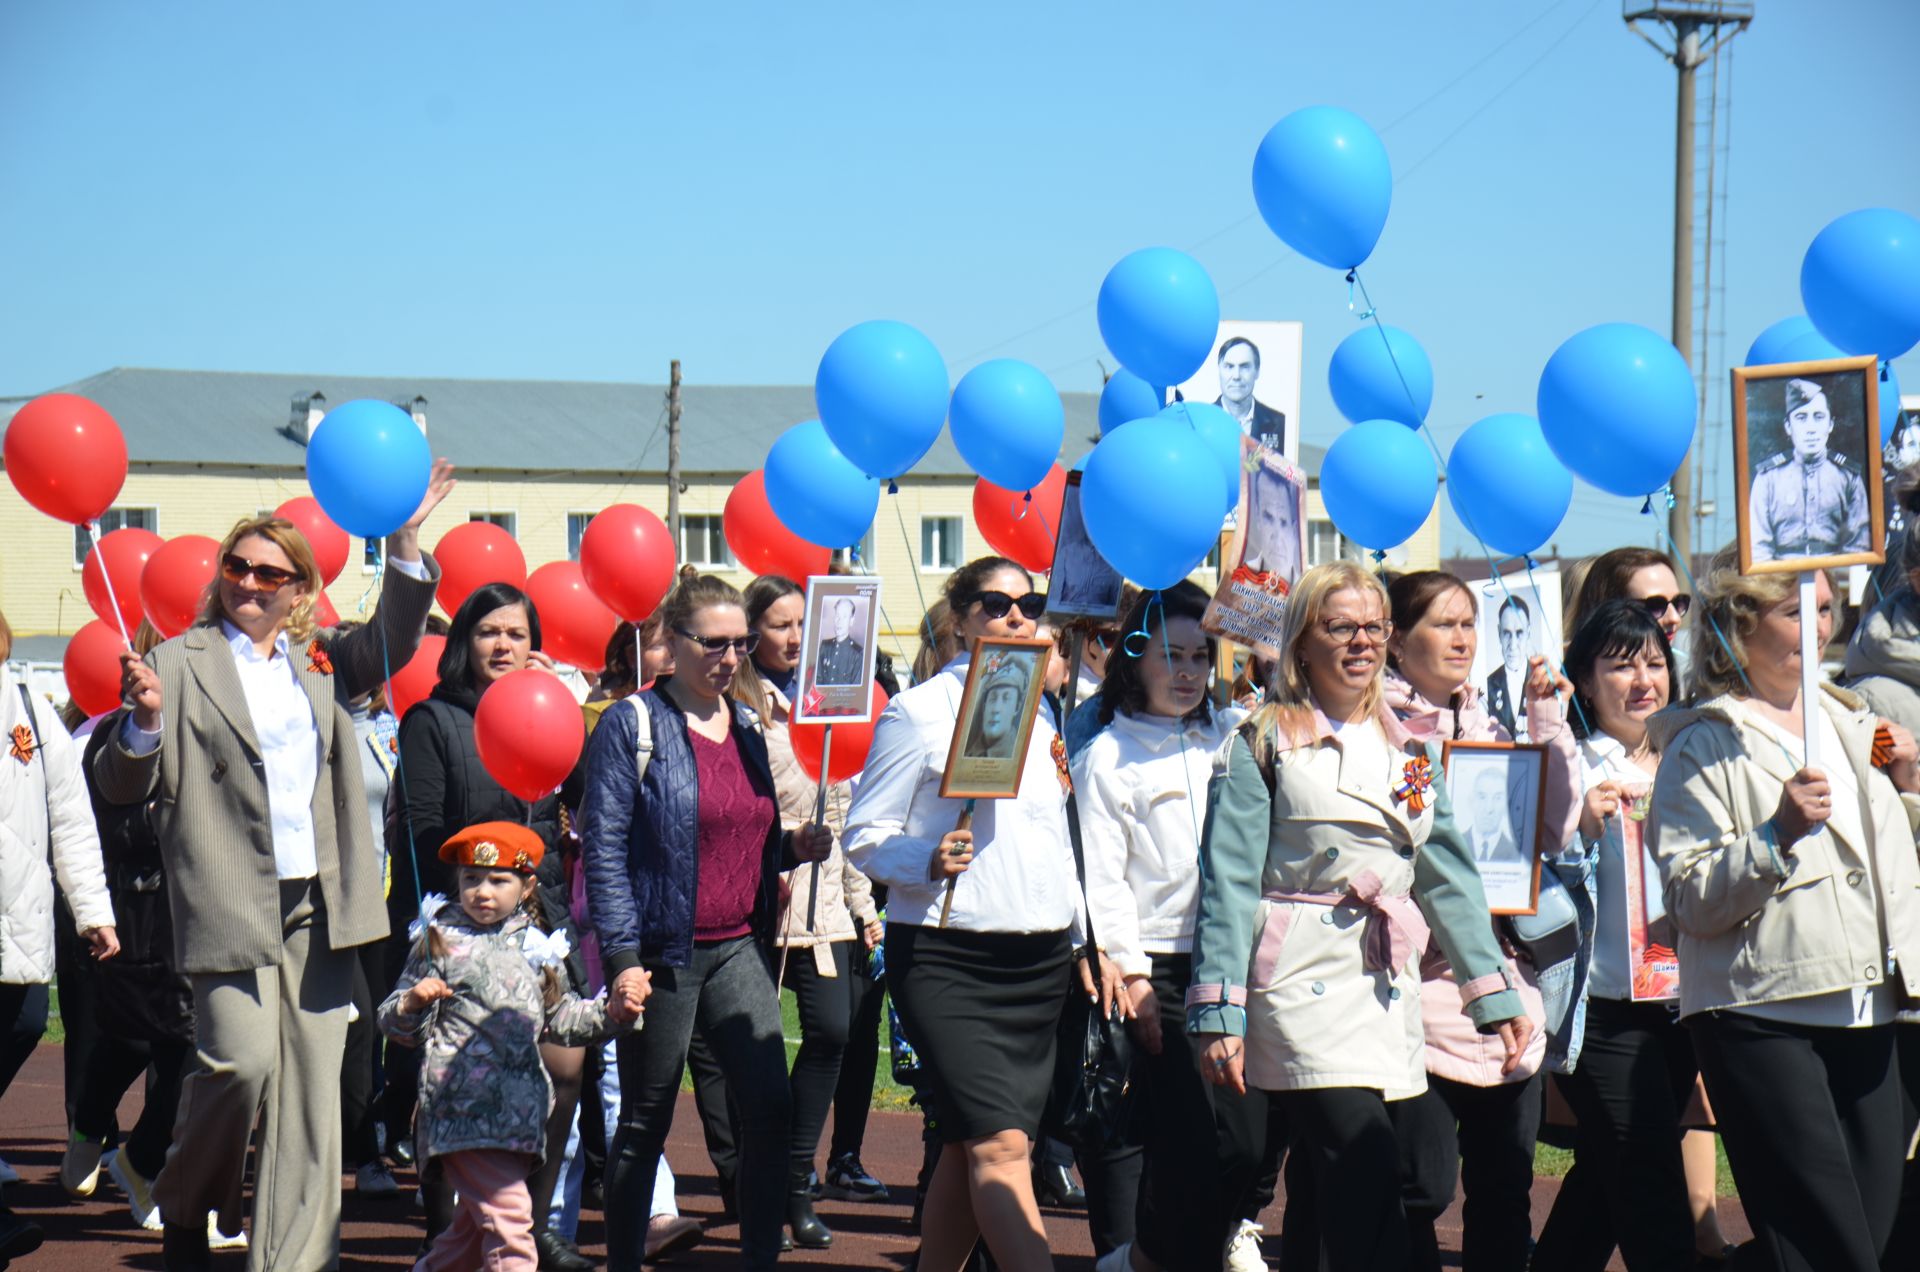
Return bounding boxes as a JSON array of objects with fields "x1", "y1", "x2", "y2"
[
  {"x1": 196, "y1": 516, "x2": 324, "y2": 642},
  {"x1": 1688, "y1": 548, "x2": 1828, "y2": 700},
  {"x1": 1251, "y1": 562, "x2": 1391, "y2": 745}
]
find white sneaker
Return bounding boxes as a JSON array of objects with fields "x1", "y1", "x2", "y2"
[
  {"x1": 354, "y1": 1160, "x2": 401, "y2": 1197},
  {"x1": 106, "y1": 1150, "x2": 163, "y2": 1231},
  {"x1": 0, "y1": 1156, "x2": 18, "y2": 1184},
  {"x1": 1223, "y1": 1218, "x2": 1266, "y2": 1272},
  {"x1": 61, "y1": 1134, "x2": 107, "y2": 1197},
  {"x1": 208, "y1": 1213, "x2": 248, "y2": 1250},
  {"x1": 1096, "y1": 1241, "x2": 1134, "y2": 1272}
]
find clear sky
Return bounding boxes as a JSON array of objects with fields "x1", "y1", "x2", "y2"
[{"x1": 4, "y1": 0, "x2": 1916, "y2": 558}]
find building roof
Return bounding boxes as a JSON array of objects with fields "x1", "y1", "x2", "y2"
[{"x1": 0, "y1": 366, "x2": 1326, "y2": 478}]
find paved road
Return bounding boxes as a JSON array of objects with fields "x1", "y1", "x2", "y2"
[{"x1": 1, "y1": 1047, "x2": 1749, "y2": 1268}]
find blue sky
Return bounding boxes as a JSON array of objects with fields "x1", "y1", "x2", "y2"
[{"x1": 4, "y1": 0, "x2": 1916, "y2": 557}]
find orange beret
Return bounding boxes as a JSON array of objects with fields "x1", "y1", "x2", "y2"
[{"x1": 439, "y1": 821, "x2": 544, "y2": 874}]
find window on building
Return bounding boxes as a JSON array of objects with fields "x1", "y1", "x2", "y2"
[
  {"x1": 920, "y1": 516, "x2": 963, "y2": 571},
  {"x1": 680, "y1": 514, "x2": 733, "y2": 568},
  {"x1": 470, "y1": 511, "x2": 517, "y2": 537},
  {"x1": 74, "y1": 507, "x2": 157, "y2": 567},
  {"x1": 567, "y1": 513, "x2": 595, "y2": 561},
  {"x1": 1306, "y1": 518, "x2": 1361, "y2": 567},
  {"x1": 831, "y1": 529, "x2": 878, "y2": 571}
]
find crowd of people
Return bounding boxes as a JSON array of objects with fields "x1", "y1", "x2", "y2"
[{"x1": 3, "y1": 464, "x2": 1920, "y2": 1272}]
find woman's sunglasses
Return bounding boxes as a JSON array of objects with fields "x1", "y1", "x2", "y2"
[
  {"x1": 220, "y1": 554, "x2": 302, "y2": 594},
  {"x1": 674, "y1": 628, "x2": 761, "y2": 659},
  {"x1": 1637, "y1": 593, "x2": 1692, "y2": 620},
  {"x1": 960, "y1": 590, "x2": 1046, "y2": 622}
]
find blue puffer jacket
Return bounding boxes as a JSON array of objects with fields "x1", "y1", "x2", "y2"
[{"x1": 579, "y1": 685, "x2": 794, "y2": 977}]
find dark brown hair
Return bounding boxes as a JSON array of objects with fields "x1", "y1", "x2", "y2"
[
  {"x1": 1384, "y1": 571, "x2": 1473, "y2": 674},
  {"x1": 1097, "y1": 581, "x2": 1215, "y2": 727},
  {"x1": 1568, "y1": 547, "x2": 1679, "y2": 639}
]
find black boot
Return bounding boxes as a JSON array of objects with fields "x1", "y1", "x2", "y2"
[
  {"x1": 1033, "y1": 1160, "x2": 1085, "y2": 1209},
  {"x1": 161, "y1": 1218, "x2": 211, "y2": 1272},
  {"x1": 534, "y1": 1225, "x2": 595, "y2": 1271},
  {"x1": 787, "y1": 1172, "x2": 833, "y2": 1249}
]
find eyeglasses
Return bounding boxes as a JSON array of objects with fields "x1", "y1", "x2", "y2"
[
  {"x1": 673, "y1": 628, "x2": 760, "y2": 658},
  {"x1": 960, "y1": 591, "x2": 1047, "y2": 622},
  {"x1": 1636, "y1": 594, "x2": 1692, "y2": 620},
  {"x1": 1321, "y1": 618, "x2": 1393, "y2": 645},
  {"x1": 220, "y1": 554, "x2": 302, "y2": 594}
]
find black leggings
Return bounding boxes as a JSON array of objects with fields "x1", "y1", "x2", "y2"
[
  {"x1": 0, "y1": 984, "x2": 49, "y2": 1106},
  {"x1": 71, "y1": 1034, "x2": 192, "y2": 1180},
  {"x1": 1276, "y1": 1085, "x2": 1409, "y2": 1272},
  {"x1": 1394, "y1": 1072, "x2": 1542, "y2": 1272},
  {"x1": 827, "y1": 943, "x2": 886, "y2": 1162},
  {"x1": 784, "y1": 940, "x2": 856, "y2": 1178},
  {"x1": 340, "y1": 940, "x2": 387, "y2": 1167}
]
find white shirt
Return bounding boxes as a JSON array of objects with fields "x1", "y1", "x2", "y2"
[
  {"x1": 1073, "y1": 706, "x2": 1243, "y2": 977},
  {"x1": 844, "y1": 655, "x2": 1083, "y2": 936}
]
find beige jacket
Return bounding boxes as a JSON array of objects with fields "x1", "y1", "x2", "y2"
[
  {"x1": 755, "y1": 680, "x2": 877, "y2": 953},
  {"x1": 1648, "y1": 685, "x2": 1920, "y2": 1019}
]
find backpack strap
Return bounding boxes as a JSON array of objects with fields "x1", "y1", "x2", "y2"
[{"x1": 633, "y1": 694, "x2": 655, "y2": 786}]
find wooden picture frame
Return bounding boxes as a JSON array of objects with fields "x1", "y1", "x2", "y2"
[
  {"x1": 939, "y1": 636, "x2": 1052, "y2": 800},
  {"x1": 1732, "y1": 355, "x2": 1885, "y2": 574},
  {"x1": 793, "y1": 574, "x2": 883, "y2": 723},
  {"x1": 1440, "y1": 739, "x2": 1548, "y2": 916},
  {"x1": 1045, "y1": 471, "x2": 1125, "y2": 621}
]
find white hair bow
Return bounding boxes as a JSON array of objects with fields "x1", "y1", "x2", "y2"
[
  {"x1": 522, "y1": 927, "x2": 572, "y2": 971},
  {"x1": 408, "y1": 893, "x2": 449, "y2": 942}
]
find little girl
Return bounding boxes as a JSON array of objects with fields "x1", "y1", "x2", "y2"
[{"x1": 381, "y1": 821, "x2": 648, "y2": 1271}]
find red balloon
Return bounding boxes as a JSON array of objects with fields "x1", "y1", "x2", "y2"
[
  {"x1": 139, "y1": 535, "x2": 221, "y2": 639},
  {"x1": 579, "y1": 504, "x2": 677, "y2": 622},
  {"x1": 275, "y1": 496, "x2": 351, "y2": 585},
  {"x1": 81, "y1": 527, "x2": 163, "y2": 633},
  {"x1": 63, "y1": 620, "x2": 127, "y2": 718},
  {"x1": 724, "y1": 470, "x2": 832, "y2": 583},
  {"x1": 314, "y1": 592, "x2": 341, "y2": 628},
  {"x1": 475, "y1": 668, "x2": 585, "y2": 800},
  {"x1": 4, "y1": 393, "x2": 128, "y2": 524},
  {"x1": 386, "y1": 634, "x2": 446, "y2": 721},
  {"x1": 526, "y1": 560, "x2": 619, "y2": 674},
  {"x1": 790, "y1": 686, "x2": 890, "y2": 784},
  {"x1": 973, "y1": 464, "x2": 1069, "y2": 574},
  {"x1": 435, "y1": 520, "x2": 529, "y2": 618}
]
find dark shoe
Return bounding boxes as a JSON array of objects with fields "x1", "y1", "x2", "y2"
[
  {"x1": 584, "y1": 1175, "x2": 605, "y2": 1212},
  {"x1": 788, "y1": 1175, "x2": 833, "y2": 1249},
  {"x1": 1033, "y1": 1161, "x2": 1086, "y2": 1209},
  {"x1": 161, "y1": 1218, "x2": 212, "y2": 1272},
  {"x1": 824, "y1": 1151, "x2": 890, "y2": 1202},
  {"x1": 0, "y1": 1210, "x2": 45, "y2": 1265},
  {"x1": 535, "y1": 1227, "x2": 596, "y2": 1271},
  {"x1": 715, "y1": 1175, "x2": 738, "y2": 1225}
]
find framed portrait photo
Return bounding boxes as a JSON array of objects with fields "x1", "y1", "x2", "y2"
[
  {"x1": 939, "y1": 637, "x2": 1051, "y2": 800},
  {"x1": 1470, "y1": 568, "x2": 1563, "y2": 745},
  {"x1": 1441, "y1": 740, "x2": 1547, "y2": 916},
  {"x1": 1204, "y1": 447, "x2": 1305, "y2": 656},
  {"x1": 1617, "y1": 786, "x2": 1679, "y2": 1002},
  {"x1": 793, "y1": 575, "x2": 883, "y2": 724},
  {"x1": 1732, "y1": 355, "x2": 1884, "y2": 574},
  {"x1": 1046, "y1": 471, "x2": 1125, "y2": 621},
  {"x1": 1170, "y1": 319, "x2": 1304, "y2": 464}
]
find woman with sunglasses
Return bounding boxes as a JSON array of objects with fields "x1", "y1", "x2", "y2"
[
  {"x1": 100, "y1": 476, "x2": 451, "y2": 1272},
  {"x1": 1189, "y1": 563, "x2": 1531, "y2": 1272},
  {"x1": 845, "y1": 556, "x2": 1110, "y2": 1272},
  {"x1": 1569, "y1": 548, "x2": 1691, "y2": 686},
  {"x1": 581, "y1": 574, "x2": 832, "y2": 1272}
]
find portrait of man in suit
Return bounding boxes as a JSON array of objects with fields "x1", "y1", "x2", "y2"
[
  {"x1": 1467, "y1": 766, "x2": 1523, "y2": 866},
  {"x1": 1215, "y1": 336, "x2": 1288, "y2": 453},
  {"x1": 1485, "y1": 595, "x2": 1533, "y2": 740},
  {"x1": 812, "y1": 597, "x2": 865, "y2": 687}
]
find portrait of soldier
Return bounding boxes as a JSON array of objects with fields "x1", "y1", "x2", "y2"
[
  {"x1": 1750, "y1": 375, "x2": 1870, "y2": 562},
  {"x1": 812, "y1": 596, "x2": 867, "y2": 687}
]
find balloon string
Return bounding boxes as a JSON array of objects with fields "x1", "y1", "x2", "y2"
[
  {"x1": 85, "y1": 520, "x2": 136, "y2": 649},
  {"x1": 887, "y1": 492, "x2": 939, "y2": 673}
]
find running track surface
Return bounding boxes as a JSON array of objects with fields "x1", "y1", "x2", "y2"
[{"x1": 0, "y1": 1047, "x2": 1750, "y2": 1269}]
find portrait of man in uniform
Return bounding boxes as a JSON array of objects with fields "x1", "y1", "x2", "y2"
[
  {"x1": 1734, "y1": 359, "x2": 1885, "y2": 574},
  {"x1": 794, "y1": 576, "x2": 883, "y2": 723},
  {"x1": 813, "y1": 597, "x2": 865, "y2": 686}
]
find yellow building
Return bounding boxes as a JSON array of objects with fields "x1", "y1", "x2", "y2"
[{"x1": 0, "y1": 367, "x2": 1439, "y2": 673}]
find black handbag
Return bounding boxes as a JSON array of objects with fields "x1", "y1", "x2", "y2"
[{"x1": 1042, "y1": 783, "x2": 1137, "y2": 1153}]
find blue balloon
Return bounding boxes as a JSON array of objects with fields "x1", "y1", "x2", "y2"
[
  {"x1": 814, "y1": 320, "x2": 950, "y2": 479},
  {"x1": 1158, "y1": 402, "x2": 1244, "y2": 515},
  {"x1": 1801, "y1": 208, "x2": 1920, "y2": 360},
  {"x1": 948, "y1": 359, "x2": 1063, "y2": 492},
  {"x1": 1880, "y1": 362, "x2": 1904, "y2": 447},
  {"x1": 1096, "y1": 248, "x2": 1221, "y2": 390},
  {"x1": 763, "y1": 420, "x2": 880, "y2": 549},
  {"x1": 1779, "y1": 328, "x2": 1847, "y2": 364},
  {"x1": 1537, "y1": 323, "x2": 1697, "y2": 498},
  {"x1": 1251, "y1": 106, "x2": 1392, "y2": 270},
  {"x1": 1081, "y1": 419, "x2": 1229, "y2": 589},
  {"x1": 1328, "y1": 324, "x2": 1432, "y2": 427},
  {"x1": 1098, "y1": 369, "x2": 1162, "y2": 436},
  {"x1": 1745, "y1": 316, "x2": 1817, "y2": 367},
  {"x1": 1446, "y1": 414, "x2": 1572, "y2": 556},
  {"x1": 305, "y1": 399, "x2": 432, "y2": 539},
  {"x1": 1319, "y1": 420, "x2": 1437, "y2": 551}
]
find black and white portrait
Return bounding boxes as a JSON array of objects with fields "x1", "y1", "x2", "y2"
[
  {"x1": 1444, "y1": 741, "x2": 1546, "y2": 914},
  {"x1": 1204, "y1": 450, "x2": 1305, "y2": 656},
  {"x1": 1046, "y1": 473, "x2": 1125, "y2": 620},
  {"x1": 940, "y1": 637, "x2": 1051, "y2": 800},
  {"x1": 1243, "y1": 461, "x2": 1303, "y2": 585},
  {"x1": 1470, "y1": 569, "x2": 1562, "y2": 745},
  {"x1": 961, "y1": 653, "x2": 1032, "y2": 760},
  {"x1": 1734, "y1": 359, "x2": 1884, "y2": 573},
  {"x1": 1172, "y1": 319, "x2": 1304, "y2": 463},
  {"x1": 794, "y1": 575, "x2": 883, "y2": 723}
]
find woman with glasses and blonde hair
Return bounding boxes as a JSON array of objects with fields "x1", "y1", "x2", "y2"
[
  {"x1": 581, "y1": 574, "x2": 832, "y2": 1272},
  {"x1": 97, "y1": 464, "x2": 452, "y2": 1271},
  {"x1": 1188, "y1": 562, "x2": 1530, "y2": 1272}
]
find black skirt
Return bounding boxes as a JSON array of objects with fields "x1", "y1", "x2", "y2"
[{"x1": 885, "y1": 924, "x2": 1074, "y2": 1142}]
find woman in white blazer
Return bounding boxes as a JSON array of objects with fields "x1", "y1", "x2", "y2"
[{"x1": 1651, "y1": 560, "x2": 1920, "y2": 1272}]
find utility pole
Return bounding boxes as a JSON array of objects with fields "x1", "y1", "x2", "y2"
[
  {"x1": 1624, "y1": 2, "x2": 1751, "y2": 566},
  {"x1": 666, "y1": 359, "x2": 683, "y2": 547}
]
